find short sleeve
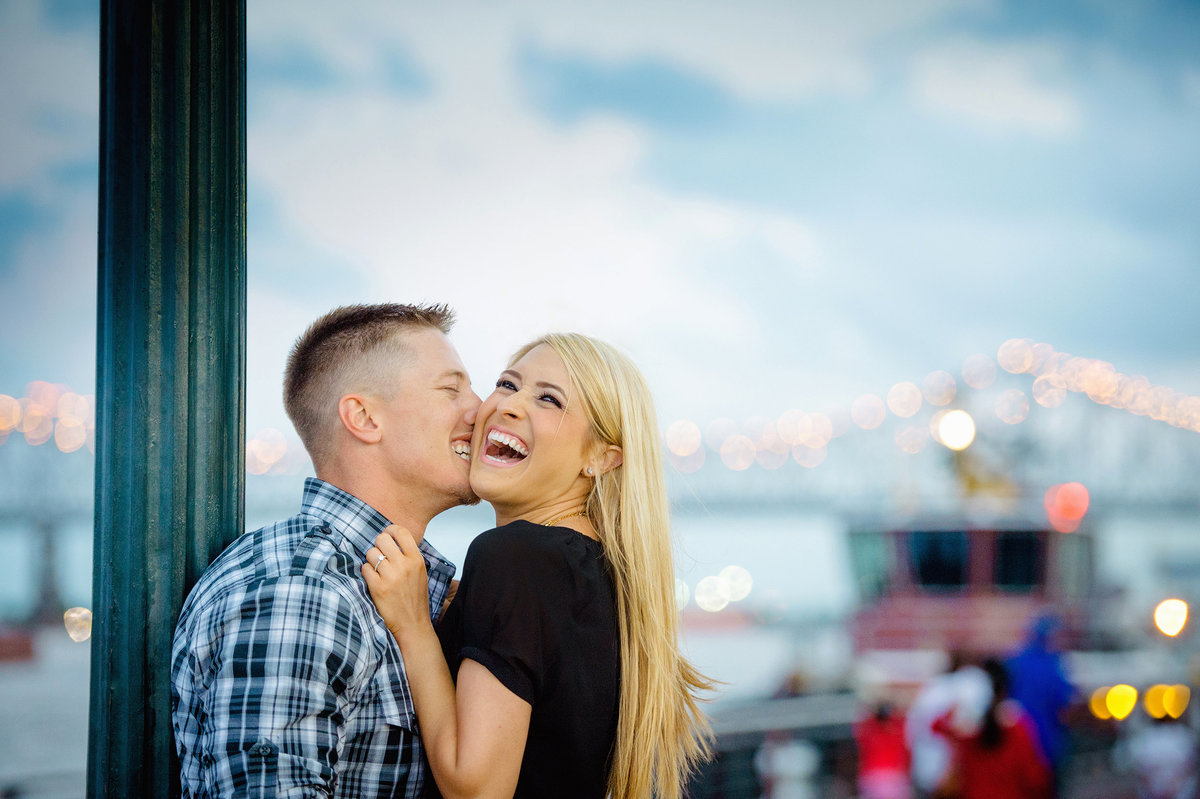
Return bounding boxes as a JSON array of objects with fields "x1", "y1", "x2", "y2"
[{"x1": 448, "y1": 530, "x2": 560, "y2": 704}]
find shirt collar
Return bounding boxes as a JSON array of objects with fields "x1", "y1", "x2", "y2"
[{"x1": 300, "y1": 477, "x2": 454, "y2": 572}]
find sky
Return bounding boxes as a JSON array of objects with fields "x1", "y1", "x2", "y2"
[{"x1": 2, "y1": 0, "x2": 1199, "y2": 456}]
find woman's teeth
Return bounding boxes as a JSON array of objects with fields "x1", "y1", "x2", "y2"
[{"x1": 487, "y1": 430, "x2": 528, "y2": 457}]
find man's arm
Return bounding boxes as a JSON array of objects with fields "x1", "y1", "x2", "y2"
[{"x1": 186, "y1": 577, "x2": 371, "y2": 797}]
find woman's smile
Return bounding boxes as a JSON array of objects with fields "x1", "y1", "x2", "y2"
[{"x1": 481, "y1": 426, "x2": 529, "y2": 467}]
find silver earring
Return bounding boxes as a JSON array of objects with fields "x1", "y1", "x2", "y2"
[{"x1": 586, "y1": 467, "x2": 594, "y2": 476}]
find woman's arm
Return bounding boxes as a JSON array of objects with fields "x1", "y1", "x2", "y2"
[{"x1": 364, "y1": 528, "x2": 531, "y2": 799}]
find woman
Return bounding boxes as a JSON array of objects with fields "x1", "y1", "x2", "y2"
[
  {"x1": 362, "y1": 333, "x2": 712, "y2": 799},
  {"x1": 932, "y1": 657, "x2": 1052, "y2": 799}
]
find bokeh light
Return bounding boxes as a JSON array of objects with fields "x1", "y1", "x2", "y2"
[
  {"x1": 1090, "y1": 687, "x2": 1112, "y2": 720},
  {"x1": 1154, "y1": 598, "x2": 1188, "y2": 637},
  {"x1": 720, "y1": 434, "x2": 757, "y2": 471},
  {"x1": 0, "y1": 394, "x2": 20, "y2": 432},
  {"x1": 55, "y1": 417, "x2": 87, "y2": 453},
  {"x1": 776, "y1": 409, "x2": 812, "y2": 446},
  {"x1": 1105, "y1": 685, "x2": 1138, "y2": 720},
  {"x1": 921, "y1": 371, "x2": 957, "y2": 406},
  {"x1": 63, "y1": 607, "x2": 93, "y2": 642},
  {"x1": 1166, "y1": 685, "x2": 1190, "y2": 719},
  {"x1": 997, "y1": 338, "x2": 1034, "y2": 374},
  {"x1": 851, "y1": 394, "x2": 886, "y2": 430},
  {"x1": 803, "y1": 413, "x2": 833, "y2": 448},
  {"x1": 1044, "y1": 482, "x2": 1089, "y2": 532},
  {"x1": 665, "y1": 420, "x2": 703, "y2": 457},
  {"x1": 1032, "y1": 374, "x2": 1067, "y2": 408},
  {"x1": 1144, "y1": 684, "x2": 1168, "y2": 719},
  {"x1": 995, "y1": 389, "x2": 1030, "y2": 424},
  {"x1": 695, "y1": 575, "x2": 731, "y2": 612},
  {"x1": 886, "y1": 382, "x2": 922, "y2": 418},
  {"x1": 936, "y1": 410, "x2": 975, "y2": 451},
  {"x1": 56, "y1": 392, "x2": 90, "y2": 421},
  {"x1": 720, "y1": 565, "x2": 754, "y2": 601},
  {"x1": 962, "y1": 354, "x2": 997, "y2": 389},
  {"x1": 755, "y1": 431, "x2": 790, "y2": 470}
]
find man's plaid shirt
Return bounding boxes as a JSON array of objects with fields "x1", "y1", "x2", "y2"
[{"x1": 171, "y1": 478, "x2": 456, "y2": 797}]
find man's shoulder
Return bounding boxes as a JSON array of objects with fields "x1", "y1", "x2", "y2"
[{"x1": 179, "y1": 511, "x2": 366, "y2": 624}]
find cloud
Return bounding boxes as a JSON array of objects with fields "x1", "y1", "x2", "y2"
[{"x1": 909, "y1": 38, "x2": 1082, "y2": 136}]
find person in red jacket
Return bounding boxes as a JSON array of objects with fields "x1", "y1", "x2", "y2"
[
  {"x1": 933, "y1": 657, "x2": 1053, "y2": 799},
  {"x1": 855, "y1": 702, "x2": 913, "y2": 799}
]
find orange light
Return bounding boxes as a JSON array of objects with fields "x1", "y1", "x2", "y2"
[
  {"x1": 1090, "y1": 687, "x2": 1112, "y2": 720},
  {"x1": 54, "y1": 418, "x2": 87, "y2": 453},
  {"x1": 0, "y1": 394, "x2": 20, "y2": 432},
  {"x1": 997, "y1": 338, "x2": 1034, "y2": 374},
  {"x1": 1044, "y1": 482, "x2": 1089, "y2": 533}
]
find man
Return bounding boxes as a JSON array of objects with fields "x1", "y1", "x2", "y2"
[{"x1": 171, "y1": 303, "x2": 481, "y2": 797}]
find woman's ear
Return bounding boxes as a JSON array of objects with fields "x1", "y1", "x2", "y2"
[
  {"x1": 338, "y1": 394, "x2": 382, "y2": 444},
  {"x1": 587, "y1": 444, "x2": 623, "y2": 477}
]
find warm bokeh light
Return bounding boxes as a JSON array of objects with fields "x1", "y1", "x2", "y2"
[
  {"x1": 962, "y1": 354, "x2": 997, "y2": 389},
  {"x1": 23, "y1": 405, "x2": 54, "y2": 446},
  {"x1": 792, "y1": 444, "x2": 827, "y2": 468},
  {"x1": 63, "y1": 607, "x2": 93, "y2": 642},
  {"x1": 886, "y1": 382, "x2": 922, "y2": 418},
  {"x1": 1044, "y1": 482, "x2": 1089, "y2": 532},
  {"x1": 776, "y1": 409, "x2": 812, "y2": 446},
  {"x1": 851, "y1": 394, "x2": 886, "y2": 430},
  {"x1": 1082, "y1": 360, "x2": 1119, "y2": 404},
  {"x1": 26, "y1": 381, "x2": 63, "y2": 413},
  {"x1": 936, "y1": 410, "x2": 976, "y2": 451},
  {"x1": 695, "y1": 575, "x2": 731, "y2": 612},
  {"x1": 56, "y1": 391, "x2": 90, "y2": 421},
  {"x1": 803, "y1": 413, "x2": 833, "y2": 448},
  {"x1": 719, "y1": 565, "x2": 754, "y2": 601},
  {"x1": 755, "y1": 437, "x2": 790, "y2": 470},
  {"x1": 665, "y1": 420, "x2": 703, "y2": 457},
  {"x1": 1166, "y1": 685, "x2": 1190, "y2": 719},
  {"x1": 995, "y1": 389, "x2": 1030, "y2": 424},
  {"x1": 0, "y1": 394, "x2": 22, "y2": 433},
  {"x1": 1106, "y1": 685, "x2": 1138, "y2": 720},
  {"x1": 921, "y1": 370, "x2": 957, "y2": 406},
  {"x1": 54, "y1": 417, "x2": 87, "y2": 453},
  {"x1": 705, "y1": 417, "x2": 738, "y2": 452},
  {"x1": 1090, "y1": 687, "x2": 1112, "y2": 720},
  {"x1": 1032, "y1": 374, "x2": 1067, "y2": 408},
  {"x1": 1154, "y1": 598, "x2": 1188, "y2": 637},
  {"x1": 720, "y1": 434, "x2": 756, "y2": 471},
  {"x1": 1144, "y1": 684, "x2": 1169, "y2": 719},
  {"x1": 249, "y1": 428, "x2": 288, "y2": 465},
  {"x1": 997, "y1": 338, "x2": 1034, "y2": 374}
]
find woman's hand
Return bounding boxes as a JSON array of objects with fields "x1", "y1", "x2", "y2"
[{"x1": 362, "y1": 525, "x2": 432, "y2": 644}]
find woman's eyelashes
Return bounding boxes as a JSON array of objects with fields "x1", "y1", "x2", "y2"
[{"x1": 494, "y1": 378, "x2": 564, "y2": 409}]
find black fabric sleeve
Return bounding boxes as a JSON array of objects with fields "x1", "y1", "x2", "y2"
[{"x1": 452, "y1": 528, "x2": 558, "y2": 705}]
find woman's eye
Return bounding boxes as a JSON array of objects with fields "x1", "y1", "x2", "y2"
[
  {"x1": 539, "y1": 394, "x2": 564, "y2": 409},
  {"x1": 496, "y1": 378, "x2": 518, "y2": 391}
]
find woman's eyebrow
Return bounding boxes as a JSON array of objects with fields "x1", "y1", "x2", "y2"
[
  {"x1": 534, "y1": 381, "x2": 565, "y2": 394},
  {"x1": 499, "y1": 368, "x2": 521, "y2": 381}
]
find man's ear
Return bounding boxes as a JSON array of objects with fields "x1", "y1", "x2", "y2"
[
  {"x1": 338, "y1": 394, "x2": 382, "y2": 444},
  {"x1": 588, "y1": 444, "x2": 623, "y2": 477}
]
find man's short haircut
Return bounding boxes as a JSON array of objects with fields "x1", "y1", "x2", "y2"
[{"x1": 284, "y1": 303, "x2": 455, "y2": 470}]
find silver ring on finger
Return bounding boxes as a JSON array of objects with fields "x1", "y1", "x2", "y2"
[{"x1": 373, "y1": 552, "x2": 388, "y2": 571}]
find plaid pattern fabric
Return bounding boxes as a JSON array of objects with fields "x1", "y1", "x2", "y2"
[{"x1": 171, "y1": 477, "x2": 456, "y2": 798}]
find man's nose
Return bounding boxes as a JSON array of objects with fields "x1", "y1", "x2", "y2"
[{"x1": 463, "y1": 390, "x2": 483, "y2": 425}]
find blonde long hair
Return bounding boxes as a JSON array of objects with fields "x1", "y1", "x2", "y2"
[{"x1": 510, "y1": 333, "x2": 713, "y2": 799}]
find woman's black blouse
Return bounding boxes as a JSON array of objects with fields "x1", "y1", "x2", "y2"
[{"x1": 426, "y1": 519, "x2": 620, "y2": 799}]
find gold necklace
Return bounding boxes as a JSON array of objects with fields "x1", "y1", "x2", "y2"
[{"x1": 542, "y1": 508, "x2": 587, "y2": 527}]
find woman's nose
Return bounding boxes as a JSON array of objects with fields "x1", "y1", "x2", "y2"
[{"x1": 495, "y1": 389, "x2": 525, "y2": 418}]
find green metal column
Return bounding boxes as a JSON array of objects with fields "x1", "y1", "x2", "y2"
[{"x1": 91, "y1": 1, "x2": 246, "y2": 797}]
